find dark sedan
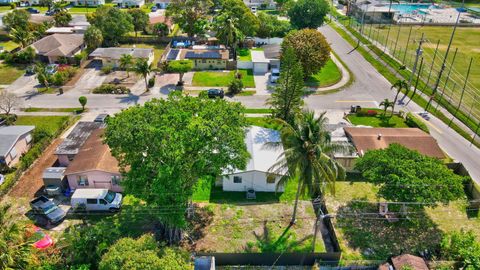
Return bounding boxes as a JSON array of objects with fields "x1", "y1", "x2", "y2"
[{"x1": 207, "y1": 89, "x2": 224, "y2": 99}]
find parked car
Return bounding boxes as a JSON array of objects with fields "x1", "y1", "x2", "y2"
[
  {"x1": 207, "y1": 88, "x2": 224, "y2": 99},
  {"x1": 71, "y1": 189, "x2": 123, "y2": 212},
  {"x1": 26, "y1": 225, "x2": 54, "y2": 250},
  {"x1": 26, "y1": 7, "x2": 40, "y2": 14},
  {"x1": 94, "y1": 114, "x2": 110, "y2": 123},
  {"x1": 151, "y1": 5, "x2": 158, "y2": 12},
  {"x1": 25, "y1": 65, "x2": 36, "y2": 75},
  {"x1": 270, "y1": 68, "x2": 280, "y2": 83},
  {"x1": 30, "y1": 196, "x2": 66, "y2": 224}
]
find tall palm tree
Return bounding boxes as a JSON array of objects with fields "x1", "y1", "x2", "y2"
[
  {"x1": 268, "y1": 111, "x2": 348, "y2": 225},
  {"x1": 35, "y1": 62, "x2": 52, "y2": 90},
  {"x1": 134, "y1": 58, "x2": 152, "y2": 92},
  {"x1": 0, "y1": 203, "x2": 32, "y2": 269},
  {"x1": 9, "y1": 27, "x2": 34, "y2": 49},
  {"x1": 390, "y1": 79, "x2": 408, "y2": 116},
  {"x1": 380, "y1": 98, "x2": 394, "y2": 118},
  {"x1": 119, "y1": 54, "x2": 133, "y2": 78},
  {"x1": 214, "y1": 12, "x2": 244, "y2": 60}
]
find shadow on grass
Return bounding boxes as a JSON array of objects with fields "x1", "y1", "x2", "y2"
[{"x1": 336, "y1": 199, "x2": 444, "y2": 260}]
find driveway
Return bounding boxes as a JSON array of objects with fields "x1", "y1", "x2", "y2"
[
  {"x1": 69, "y1": 63, "x2": 106, "y2": 94},
  {"x1": 6, "y1": 74, "x2": 39, "y2": 96},
  {"x1": 254, "y1": 73, "x2": 273, "y2": 95}
]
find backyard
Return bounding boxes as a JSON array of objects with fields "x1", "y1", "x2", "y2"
[
  {"x1": 192, "y1": 69, "x2": 255, "y2": 88},
  {"x1": 119, "y1": 43, "x2": 166, "y2": 66},
  {"x1": 346, "y1": 108, "x2": 409, "y2": 128},
  {"x1": 305, "y1": 59, "x2": 342, "y2": 88},
  {"x1": 238, "y1": 48, "x2": 264, "y2": 62}
]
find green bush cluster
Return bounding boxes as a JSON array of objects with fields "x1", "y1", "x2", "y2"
[
  {"x1": 228, "y1": 78, "x2": 243, "y2": 95},
  {"x1": 2, "y1": 47, "x2": 36, "y2": 64},
  {"x1": 93, "y1": 84, "x2": 131, "y2": 94},
  {"x1": 52, "y1": 66, "x2": 77, "y2": 86},
  {"x1": 101, "y1": 65, "x2": 114, "y2": 75},
  {"x1": 0, "y1": 114, "x2": 17, "y2": 126},
  {"x1": 405, "y1": 112, "x2": 429, "y2": 133}
]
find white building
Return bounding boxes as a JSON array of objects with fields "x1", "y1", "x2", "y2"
[
  {"x1": 113, "y1": 0, "x2": 144, "y2": 8},
  {"x1": 69, "y1": 0, "x2": 105, "y2": 6},
  {"x1": 222, "y1": 126, "x2": 285, "y2": 192}
]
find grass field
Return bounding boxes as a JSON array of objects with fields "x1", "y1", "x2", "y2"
[
  {"x1": 119, "y1": 43, "x2": 165, "y2": 66},
  {"x1": 305, "y1": 59, "x2": 342, "y2": 87},
  {"x1": 0, "y1": 64, "x2": 25, "y2": 84},
  {"x1": 355, "y1": 23, "x2": 480, "y2": 123},
  {"x1": 192, "y1": 69, "x2": 255, "y2": 88}
]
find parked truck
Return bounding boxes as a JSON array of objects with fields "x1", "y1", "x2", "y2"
[{"x1": 30, "y1": 196, "x2": 66, "y2": 224}]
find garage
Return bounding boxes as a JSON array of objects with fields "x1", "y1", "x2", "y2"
[{"x1": 251, "y1": 51, "x2": 270, "y2": 75}]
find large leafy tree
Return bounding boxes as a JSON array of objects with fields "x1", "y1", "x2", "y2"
[
  {"x1": 167, "y1": 60, "x2": 193, "y2": 85},
  {"x1": 99, "y1": 234, "x2": 191, "y2": 270},
  {"x1": 441, "y1": 230, "x2": 480, "y2": 269},
  {"x1": 104, "y1": 94, "x2": 249, "y2": 243},
  {"x1": 355, "y1": 144, "x2": 465, "y2": 206},
  {"x1": 213, "y1": 12, "x2": 243, "y2": 60},
  {"x1": 54, "y1": 10, "x2": 72, "y2": 27},
  {"x1": 256, "y1": 11, "x2": 291, "y2": 39},
  {"x1": 84, "y1": 26, "x2": 103, "y2": 51},
  {"x1": 127, "y1": 9, "x2": 149, "y2": 39},
  {"x1": 9, "y1": 27, "x2": 34, "y2": 48},
  {"x1": 288, "y1": 0, "x2": 329, "y2": 29},
  {"x1": 217, "y1": 0, "x2": 259, "y2": 37},
  {"x1": 282, "y1": 29, "x2": 331, "y2": 78},
  {"x1": 133, "y1": 58, "x2": 152, "y2": 91},
  {"x1": 87, "y1": 6, "x2": 133, "y2": 46},
  {"x1": 2, "y1": 9, "x2": 30, "y2": 31},
  {"x1": 269, "y1": 111, "x2": 348, "y2": 224},
  {"x1": 267, "y1": 46, "x2": 304, "y2": 125},
  {"x1": 166, "y1": 0, "x2": 213, "y2": 37}
]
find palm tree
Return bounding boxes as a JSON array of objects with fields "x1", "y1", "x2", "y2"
[
  {"x1": 134, "y1": 58, "x2": 152, "y2": 92},
  {"x1": 214, "y1": 12, "x2": 244, "y2": 60},
  {"x1": 380, "y1": 98, "x2": 394, "y2": 118},
  {"x1": 9, "y1": 27, "x2": 34, "y2": 49},
  {"x1": 119, "y1": 54, "x2": 133, "y2": 78},
  {"x1": 390, "y1": 79, "x2": 408, "y2": 116},
  {"x1": 268, "y1": 111, "x2": 348, "y2": 225},
  {"x1": 35, "y1": 62, "x2": 52, "y2": 90},
  {"x1": 0, "y1": 203, "x2": 32, "y2": 269}
]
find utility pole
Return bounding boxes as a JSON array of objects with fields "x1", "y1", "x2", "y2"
[
  {"x1": 448, "y1": 57, "x2": 473, "y2": 127},
  {"x1": 400, "y1": 33, "x2": 424, "y2": 104},
  {"x1": 405, "y1": 57, "x2": 424, "y2": 106},
  {"x1": 425, "y1": 0, "x2": 465, "y2": 112},
  {"x1": 435, "y1": 48, "x2": 458, "y2": 112},
  {"x1": 402, "y1": 26, "x2": 413, "y2": 64},
  {"x1": 421, "y1": 40, "x2": 440, "y2": 93}
]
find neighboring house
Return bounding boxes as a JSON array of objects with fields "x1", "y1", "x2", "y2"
[
  {"x1": 89, "y1": 47, "x2": 154, "y2": 68},
  {"x1": 69, "y1": 0, "x2": 105, "y2": 6},
  {"x1": 243, "y1": 0, "x2": 276, "y2": 9},
  {"x1": 64, "y1": 129, "x2": 123, "y2": 192},
  {"x1": 379, "y1": 254, "x2": 429, "y2": 270},
  {"x1": 30, "y1": 34, "x2": 85, "y2": 64},
  {"x1": 344, "y1": 127, "x2": 445, "y2": 159},
  {"x1": 221, "y1": 126, "x2": 285, "y2": 192},
  {"x1": 0, "y1": 126, "x2": 34, "y2": 168},
  {"x1": 113, "y1": 0, "x2": 144, "y2": 8},
  {"x1": 55, "y1": 122, "x2": 103, "y2": 167},
  {"x1": 46, "y1": 26, "x2": 88, "y2": 35}
]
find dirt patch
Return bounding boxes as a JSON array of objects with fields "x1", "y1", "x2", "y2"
[
  {"x1": 64, "y1": 67, "x2": 87, "y2": 87},
  {"x1": 104, "y1": 71, "x2": 142, "y2": 87},
  {"x1": 9, "y1": 138, "x2": 62, "y2": 199}
]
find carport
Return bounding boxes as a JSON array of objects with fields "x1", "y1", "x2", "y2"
[{"x1": 251, "y1": 50, "x2": 269, "y2": 75}]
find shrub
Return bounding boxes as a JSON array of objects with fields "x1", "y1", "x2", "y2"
[
  {"x1": 367, "y1": 110, "x2": 378, "y2": 116},
  {"x1": 405, "y1": 112, "x2": 429, "y2": 133},
  {"x1": 10, "y1": 2, "x2": 15, "y2": 9},
  {"x1": 4, "y1": 47, "x2": 36, "y2": 64},
  {"x1": 148, "y1": 77, "x2": 155, "y2": 88},
  {"x1": 101, "y1": 65, "x2": 113, "y2": 75},
  {"x1": 228, "y1": 78, "x2": 243, "y2": 95},
  {"x1": 356, "y1": 108, "x2": 369, "y2": 117},
  {"x1": 92, "y1": 84, "x2": 131, "y2": 94},
  {"x1": 52, "y1": 66, "x2": 77, "y2": 86},
  {"x1": 0, "y1": 114, "x2": 17, "y2": 125}
]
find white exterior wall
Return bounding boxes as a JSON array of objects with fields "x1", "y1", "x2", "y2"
[
  {"x1": 237, "y1": 60, "x2": 253, "y2": 70},
  {"x1": 253, "y1": 62, "x2": 269, "y2": 74},
  {"x1": 222, "y1": 170, "x2": 284, "y2": 192}
]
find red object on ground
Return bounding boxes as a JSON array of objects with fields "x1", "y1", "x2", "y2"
[{"x1": 27, "y1": 225, "x2": 54, "y2": 250}]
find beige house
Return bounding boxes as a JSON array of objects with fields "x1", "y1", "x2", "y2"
[
  {"x1": 179, "y1": 49, "x2": 229, "y2": 70},
  {"x1": 0, "y1": 126, "x2": 34, "y2": 168},
  {"x1": 30, "y1": 34, "x2": 85, "y2": 64},
  {"x1": 65, "y1": 129, "x2": 123, "y2": 193},
  {"x1": 89, "y1": 47, "x2": 154, "y2": 68}
]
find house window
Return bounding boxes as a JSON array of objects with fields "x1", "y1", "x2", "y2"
[
  {"x1": 233, "y1": 176, "x2": 242, "y2": 183},
  {"x1": 86, "y1": 199, "x2": 97, "y2": 204},
  {"x1": 78, "y1": 175, "x2": 89, "y2": 186},
  {"x1": 202, "y1": 60, "x2": 206, "y2": 63},
  {"x1": 9, "y1": 148, "x2": 17, "y2": 160},
  {"x1": 266, "y1": 175, "x2": 276, "y2": 184},
  {"x1": 111, "y1": 175, "x2": 121, "y2": 185}
]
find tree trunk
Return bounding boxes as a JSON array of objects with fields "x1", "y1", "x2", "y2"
[
  {"x1": 144, "y1": 76, "x2": 149, "y2": 91},
  {"x1": 290, "y1": 180, "x2": 304, "y2": 225},
  {"x1": 391, "y1": 89, "x2": 401, "y2": 117}
]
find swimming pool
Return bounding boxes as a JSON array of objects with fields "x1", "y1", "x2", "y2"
[{"x1": 390, "y1": 4, "x2": 438, "y2": 15}]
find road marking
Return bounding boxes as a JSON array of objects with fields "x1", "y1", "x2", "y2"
[{"x1": 416, "y1": 114, "x2": 443, "y2": 134}]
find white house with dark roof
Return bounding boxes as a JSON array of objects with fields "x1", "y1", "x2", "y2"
[
  {"x1": 0, "y1": 126, "x2": 34, "y2": 168},
  {"x1": 221, "y1": 126, "x2": 285, "y2": 192},
  {"x1": 89, "y1": 47, "x2": 154, "y2": 68}
]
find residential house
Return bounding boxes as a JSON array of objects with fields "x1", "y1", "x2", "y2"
[
  {"x1": 30, "y1": 33, "x2": 85, "y2": 64},
  {"x1": 152, "y1": 0, "x2": 170, "y2": 8},
  {"x1": 379, "y1": 254, "x2": 429, "y2": 270},
  {"x1": 181, "y1": 49, "x2": 229, "y2": 70},
  {"x1": 89, "y1": 47, "x2": 154, "y2": 68},
  {"x1": 113, "y1": 0, "x2": 144, "y2": 8},
  {"x1": 55, "y1": 122, "x2": 103, "y2": 167},
  {"x1": 221, "y1": 126, "x2": 285, "y2": 192},
  {"x1": 0, "y1": 126, "x2": 34, "y2": 168},
  {"x1": 344, "y1": 127, "x2": 445, "y2": 159},
  {"x1": 45, "y1": 26, "x2": 88, "y2": 35},
  {"x1": 64, "y1": 129, "x2": 123, "y2": 192},
  {"x1": 69, "y1": 0, "x2": 105, "y2": 6}
]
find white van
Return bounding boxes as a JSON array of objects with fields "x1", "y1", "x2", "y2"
[{"x1": 71, "y1": 189, "x2": 122, "y2": 212}]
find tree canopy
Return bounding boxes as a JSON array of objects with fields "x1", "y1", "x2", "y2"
[
  {"x1": 2, "y1": 9, "x2": 30, "y2": 31},
  {"x1": 441, "y1": 230, "x2": 480, "y2": 269},
  {"x1": 87, "y1": 6, "x2": 133, "y2": 46},
  {"x1": 84, "y1": 26, "x2": 103, "y2": 51},
  {"x1": 256, "y1": 11, "x2": 291, "y2": 39},
  {"x1": 216, "y1": 0, "x2": 259, "y2": 37},
  {"x1": 127, "y1": 9, "x2": 149, "y2": 38},
  {"x1": 282, "y1": 29, "x2": 331, "y2": 78},
  {"x1": 167, "y1": 60, "x2": 193, "y2": 84},
  {"x1": 355, "y1": 144, "x2": 465, "y2": 206},
  {"x1": 54, "y1": 10, "x2": 72, "y2": 27},
  {"x1": 288, "y1": 0, "x2": 329, "y2": 29},
  {"x1": 166, "y1": 0, "x2": 213, "y2": 37},
  {"x1": 104, "y1": 94, "x2": 249, "y2": 242}
]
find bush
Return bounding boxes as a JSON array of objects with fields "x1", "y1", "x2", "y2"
[
  {"x1": 4, "y1": 47, "x2": 36, "y2": 64},
  {"x1": 0, "y1": 114, "x2": 17, "y2": 125},
  {"x1": 101, "y1": 65, "x2": 113, "y2": 75},
  {"x1": 148, "y1": 77, "x2": 155, "y2": 88},
  {"x1": 52, "y1": 66, "x2": 77, "y2": 86},
  {"x1": 367, "y1": 110, "x2": 377, "y2": 116},
  {"x1": 228, "y1": 78, "x2": 243, "y2": 95},
  {"x1": 355, "y1": 108, "x2": 369, "y2": 117},
  {"x1": 405, "y1": 112, "x2": 429, "y2": 133},
  {"x1": 92, "y1": 84, "x2": 131, "y2": 94},
  {"x1": 10, "y1": 2, "x2": 15, "y2": 9}
]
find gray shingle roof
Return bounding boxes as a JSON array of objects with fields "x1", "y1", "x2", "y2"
[
  {"x1": 0, "y1": 126, "x2": 35, "y2": 157},
  {"x1": 55, "y1": 122, "x2": 103, "y2": 155},
  {"x1": 89, "y1": 47, "x2": 153, "y2": 60}
]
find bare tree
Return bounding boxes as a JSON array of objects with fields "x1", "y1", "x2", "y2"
[{"x1": 0, "y1": 91, "x2": 21, "y2": 116}]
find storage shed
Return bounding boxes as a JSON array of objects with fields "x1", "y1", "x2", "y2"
[{"x1": 42, "y1": 167, "x2": 68, "y2": 195}]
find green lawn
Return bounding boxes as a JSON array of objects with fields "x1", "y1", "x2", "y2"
[
  {"x1": 192, "y1": 69, "x2": 255, "y2": 88},
  {"x1": 0, "y1": 64, "x2": 25, "y2": 84},
  {"x1": 0, "y1": 6, "x2": 13, "y2": 12},
  {"x1": 238, "y1": 48, "x2": 251, "y2": 61},
  {"x1": 15, "y1": 115, "x2": 71, "y2": 135},
  {"x1": 67, "y1": 4, "x2": 115, "y2": 13},
  {"x1": 347, "y1": 109, "x2": 409, "y2": 128},
  {"x1": 0, "y1": 40, "x2": 19, "y2": 52},
  {"x1": 23, "y1": 107, "x2": 84, "y2": 113},
  {"x1": 305, "y1": 59, "x2": 342, "y2": 88},
  {"x1": 119, "y1": 43, "x2": 165, "y2": 66},
  {"x1": 243, "y1": 108, "x2": 272, "y2": 114},
  {"x1": 246, "y1": 117, "x2": 283, "y2": 130}
]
